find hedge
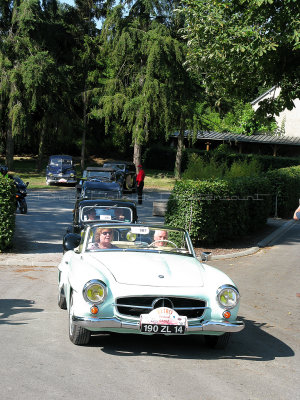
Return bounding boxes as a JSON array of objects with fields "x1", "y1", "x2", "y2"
[
  {"x1": 0, "y1": 176, "x2": 16, "y2": 251},
  {"x1": 266, "y1": 166, "x2": 300, "y2": 218},
  {"x1": 165, "y1": 177, "x2": 272, "y2": 245},
  {"x1": 143, "y1": 143, "x2": 300, "y2": 173}
]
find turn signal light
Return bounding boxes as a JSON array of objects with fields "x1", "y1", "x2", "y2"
[
  {"x1": 90, "y1": 306, "x2": 99, "y2": 315},
  {"x1": 223, "y1": 311, "x2": 231, "y2": 319}
]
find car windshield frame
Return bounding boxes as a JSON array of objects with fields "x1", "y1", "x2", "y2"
[
  {"x1": 81, "y1": 224, "x2": 195, "y2": 257},
  {"x1": 49, "y1": 157, "x2": 73, "y2": 167},
  {"x1": 80, "y1": 206, "x2": 133, "y2": 223},
  {"x1": 103, "y1": 163, "x2": 126, "y2": 172}
]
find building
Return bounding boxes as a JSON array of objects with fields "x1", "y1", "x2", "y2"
[{"x1": 251, "y1": 86, "x2": 300, "y2": 138}]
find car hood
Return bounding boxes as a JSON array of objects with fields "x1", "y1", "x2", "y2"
[{"x1": 88, "y1": 252, "x2": 204, "y2": 287}]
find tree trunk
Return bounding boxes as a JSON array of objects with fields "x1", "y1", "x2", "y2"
[
  {"x1": 174, "y1": 127, "x2": 184, "y2": 179},
  {"x1": 81, "y1": 89, "x2": 87, "y2": 171},
  {"x1": 5, "y1": 127, "x2": 14, "y2": 170},
  {"x1": 37, "y1": 127, "x2": 46, "y2": 172},
  {"x1": 133, "y1": 138, "x2": 142, "y2": 172}
]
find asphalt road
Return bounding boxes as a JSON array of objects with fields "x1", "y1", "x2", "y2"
[{"x1": 0, "y1": 188, "x2": 299, "y2": 400}]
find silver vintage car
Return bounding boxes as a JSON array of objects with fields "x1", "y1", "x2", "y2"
[{"x1": 58, "y1": 224, "x2": 244, "y2": 347}]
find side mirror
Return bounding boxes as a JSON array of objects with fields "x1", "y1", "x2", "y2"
[
  {"x1": 63, "y1": 233, "x2": 81, "y2": 252},
  {"x1": 201, "y1": 251, "x2": 212, "y2": 262},
  {"x1": 26, "y1": 182, "x2": 29, "y2": 187}
]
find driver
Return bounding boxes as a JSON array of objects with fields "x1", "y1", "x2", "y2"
[{"x1": 153, "y1": 230, "x2": 168, "y2": 247}]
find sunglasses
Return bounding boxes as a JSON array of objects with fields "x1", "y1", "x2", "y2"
[{"x1": 101, "y1": 231, "x2": 112, "y2": 236}]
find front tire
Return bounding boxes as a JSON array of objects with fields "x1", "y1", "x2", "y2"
[
  {"x1": 204, "y1": 333, "x2": 231, "y2": 349},
  {"x1": 19, "y1": 200, "x2": 27, "y2": 214},
  {"x1": 69, "y1": 292, "x2": 91, "y2": 345}
]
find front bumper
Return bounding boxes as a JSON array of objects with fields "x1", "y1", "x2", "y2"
[
  {"x1": 72, "y1": 315, "x2": 245, "y2": 334},
  {"x1": 47, "y1": 176, "x2": 77, "y2": 184}
]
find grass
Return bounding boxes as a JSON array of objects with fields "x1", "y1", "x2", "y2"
[{"x1": 1, "y1": 156, "x2": 177, "y2": 191}]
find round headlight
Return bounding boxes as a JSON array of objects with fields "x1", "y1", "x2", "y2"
[
  {"x1": 217, "y1": 285, "x2": 240, "y2": 309},
  {"x1": 83, "y1": 280, "x2": 106, "y2": 304}
]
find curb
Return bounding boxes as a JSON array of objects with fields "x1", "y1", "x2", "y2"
[
  {"x1": 208, "y1": 219, "x2": 296, "y2": 260},
  {"x1": 257, "y1": 219, "x2": 295, "y2": 247}
]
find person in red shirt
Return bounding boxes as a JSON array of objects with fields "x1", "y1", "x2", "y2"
[{"x1": 136, "y1": 164, "x2": 145, "y2": 204}]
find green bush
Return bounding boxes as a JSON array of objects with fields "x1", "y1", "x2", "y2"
[
  {"x1": 183, "y1": 154, "x2": 226, "y2": 180},
  {"x1": 165, "y1": 177, "x2": 272, "y2": 245},
  {"x1": 210, "y1": 149, "x2": 300, "y2": 171},
  {"x1": 225, "y1": 158, "x2": 262, "y2": 178},
  {"x1": 0, "y1": 176, "x2": 16, "y2": 251},
  {"x1": 183, "y1": 154, "x2": 263, "y2": 180},
  {"x1": 266, "y1": 166, "x2": 300, "y2": 218}
]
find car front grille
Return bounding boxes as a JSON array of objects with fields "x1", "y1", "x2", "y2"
[{"x1": 115, "y1": 296, "x2": 207, "y2": 319}]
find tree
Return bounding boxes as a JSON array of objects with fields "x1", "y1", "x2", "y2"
[
  {"x1": 180, "y1": 0, "x2": 300, "y2": 116},
  {"x1": 91, "y1": 0, "x2": 202, "y2": 173},
  {"x1": 0, "y1": 0, "x2": 78, "y2": 168}
]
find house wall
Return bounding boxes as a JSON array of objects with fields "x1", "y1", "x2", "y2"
[
  {"x1": 252, "y1": 87, "x2": 300, "y2": 138},
  {"x1": 275, "y1": 98, "x2": 300, "y2": 138}
]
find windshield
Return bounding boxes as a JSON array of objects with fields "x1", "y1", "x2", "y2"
[
  {"x1": 80, "y1": 206, "x2": 132, "y2": 222},
  {"x1": 103, "y1": 163, "x2": 125, "y2": 171},
  {"x1": 83, "y1": 189, "x2": 120, "y2": 199},
  {"x1": 84, "y1": 225, "x2": 193, "y2": 256},
  {"x1": 85, "y1": 171, "x2": 114, "y2": 180},
  {"x1": 50, "y1": 158, "x2": 72, "y2": 167}
]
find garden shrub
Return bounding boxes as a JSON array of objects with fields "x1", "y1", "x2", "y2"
[
  {"x1": 0, "y1": 176, "x2": 16, "y2": 251},
  {"x1": 183, "y1": 154, "x2": 262, "y2": 180},
  {"x1": 183, "y1": 154, "x2": 227, "y2": 180},
  {"x1": 211, "y1": 151, "x2": 300, "y2": 171},
  {"x1": 266, "y1": 166, "x2": 300, "y2": 218},
  {"x1": 165, "y1": 177, "x2": 272, "y2": 245},
  {"x1": 224, "y1": 158, "x2": 262, "y2": 178}
]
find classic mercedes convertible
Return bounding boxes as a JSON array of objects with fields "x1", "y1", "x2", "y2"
[{"x1": 57, "y1": 224, "x2": 244, "y2": 347}]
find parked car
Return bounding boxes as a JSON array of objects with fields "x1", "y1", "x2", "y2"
[
  {"x1": 46, "y1": 155, "x2": 77, "y2": 186},
  {"x1": 78, "y1": 179, "x2": 122, "y2": 200},
  {"x1": 63, "y1": 198, "x2": 138, "y2": 252},
  {"x1": 58, "y1": 223, "x2": 245, "y2": 347},
  {"x1": 76, "y1": 167, "x2": 124, "y2": 197},
  {"x1": 103, "y1": 161, "x2": 137, "y2": 192}
]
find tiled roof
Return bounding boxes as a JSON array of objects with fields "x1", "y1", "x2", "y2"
[{"x1": 171, "y1": 131, "x2": 300, "y2": 146}]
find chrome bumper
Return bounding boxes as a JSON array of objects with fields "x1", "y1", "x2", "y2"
[
  {"x1": 47, "y1": 177, "x2": 77, "y2": 184},
  {"x1": 72, "y1": 316, "x2": 245, "y2": 334}
]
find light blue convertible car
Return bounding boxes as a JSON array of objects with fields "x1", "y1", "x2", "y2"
[{"x1": 58, "y1": 224, "x2": 244, "y2": 347}]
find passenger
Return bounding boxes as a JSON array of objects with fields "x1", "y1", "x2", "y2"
[
  {"x1": 86, "y1": 208, "x2": 97, "y2": 221},
  {"x1": 153, "y1": 230, "x2": 168, "y2": 246}
]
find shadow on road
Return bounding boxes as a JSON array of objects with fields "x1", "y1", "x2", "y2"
[
  {"x1": 0, "y1": 299, "x2": 43, "y2": 325},
  {"x1": 88, "y1": 316, "x2": 294, "y2": 361}
]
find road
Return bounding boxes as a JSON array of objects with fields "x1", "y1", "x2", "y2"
[{"x1": 0, "y1": 188, "x2": 299, "y2": 400}]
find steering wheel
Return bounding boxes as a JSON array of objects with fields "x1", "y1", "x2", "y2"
[{"x1": 148, "y1": 240, "x2": 178, "y2": 248}]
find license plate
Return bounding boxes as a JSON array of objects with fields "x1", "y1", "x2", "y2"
[
  {"x1": 141, "y1": 324, "x2": 186, "y2": 334},
  {"x1": 59, "y1": 178, "x2": 67, "y2": 183}
]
